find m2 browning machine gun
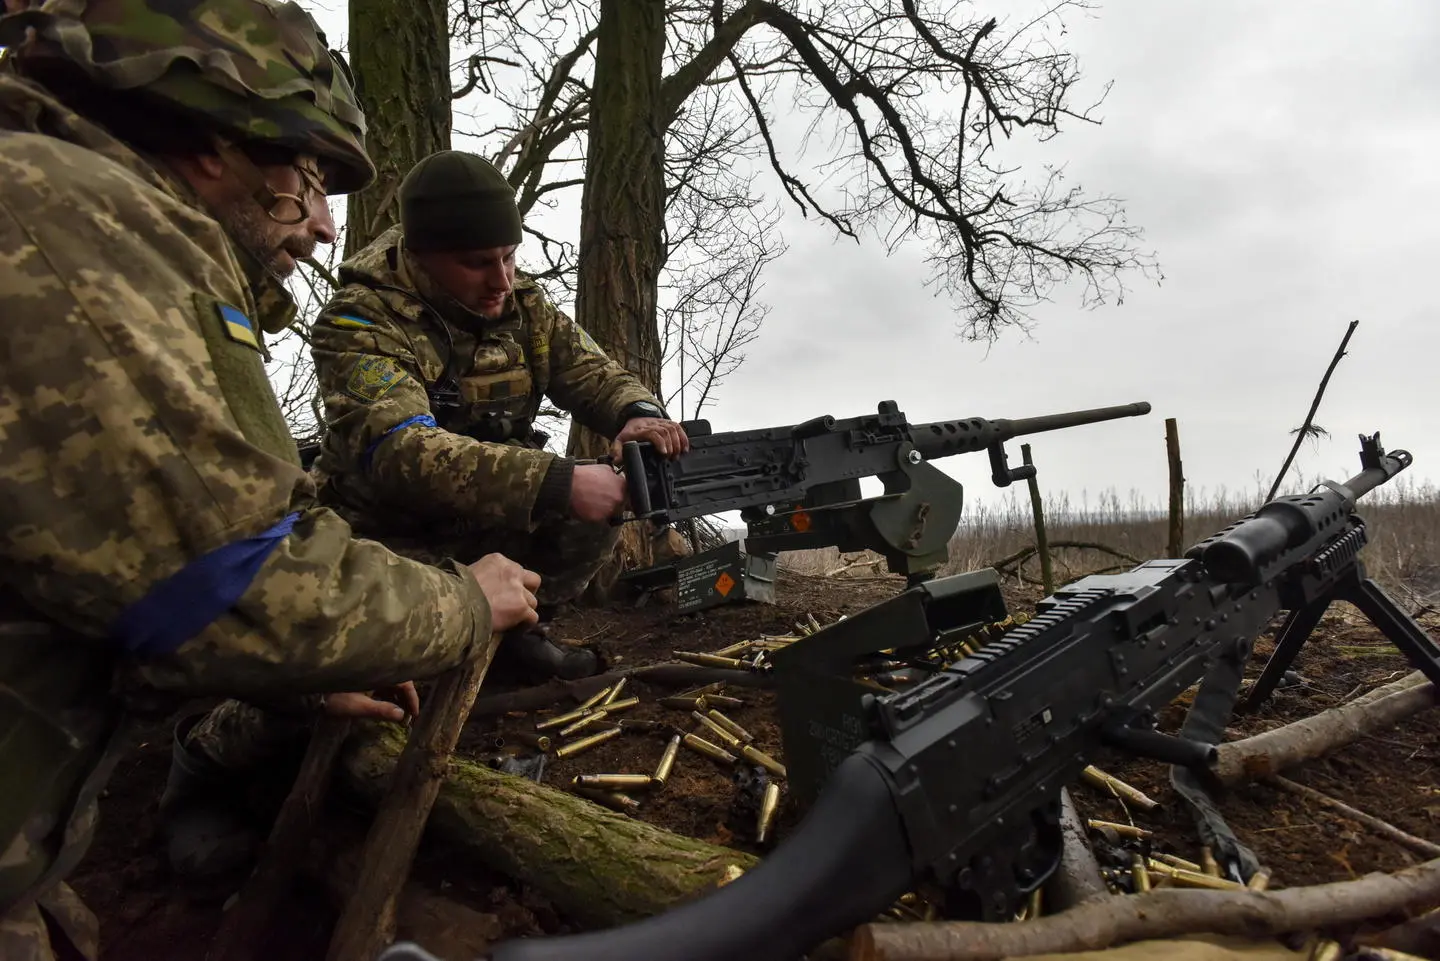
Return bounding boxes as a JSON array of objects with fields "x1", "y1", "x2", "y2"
[
  {"x1": 380, "y1": 432, "x2": 1440, "y2": 961},
  {"x1": 615, "y1": 400, "x2": 1153, "y2": 580}
]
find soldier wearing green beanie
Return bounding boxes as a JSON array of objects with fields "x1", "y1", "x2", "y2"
[{"x1": 305, "y1": 148, "x2": 690, "y2": 680}]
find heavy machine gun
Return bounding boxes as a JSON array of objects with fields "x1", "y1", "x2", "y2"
[
  {"x1": 616, "y1": 400, "x2": 1153, "y2": 579},
  {"x1": 382, "y1": 432, "x2": 1440, "y2": 961}
]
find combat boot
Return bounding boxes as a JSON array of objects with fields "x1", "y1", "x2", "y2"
[
  {"x1": 499, "y1": 622, "x2": 603, "y2": 682},
  {"x1": 156, "y1": 714, "x2": 262, "y2": 880}
]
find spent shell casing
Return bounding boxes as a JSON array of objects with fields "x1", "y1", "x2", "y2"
[
  {"x1": 537, "y1": 704, "x2": 596, "y2": 731},
  {"x1": 653, "y1": 734, "x2": 681, "y2": 786},
  {"x1": 674, "y1": 651, "x2": 748, "y2": 669},
  {"x1": 1200, "y1": 846, "x2": 1221, "y2": 878},
  {"x1": 1086, "y1": 819, "x2": 1152, "y2": 839},
  {"x1": 576, "y1": 683, "x2": 616, "y2": 712},
  {"x1": 1026, "y1": 888, "x2": 1043, "y2": 920},
  {"x1": 600, "y1": 695, "x2": 640, "y2": 715},
  {"x1": 555, "y1": 726, "x2": 621, "y2": 759},
  {"x1": 618, "y1": 718, "x2": 672, "y2": 734},
  {"x1": 602, "y1": 677, "x2": 628, "y2": 705},
  {"x1": 1310, "y1": 941, "x2": 1343, "y2": 961},
  {"x1": 574, "y1": 786, "x2": 641, "y2": 814},
  {"x1": 705, "y1": 709, "x2": 754, "y2": 745},
  {"x1": 705, "y1": 694, "x2": 745, "y2": 709},
  {"x1": 1246, "y1": 868, "x2": 1272, "y2": 891},
  {"x1": 739, "y1": 744, "x2": 786, "y2": 779},
  {"x1": 1146, "y1": 862, "x2": 1244, "y2": 891},
  {"x1": 756, "y1": 781, "x2": 781, "y2": 844},
  {"x1": 711, "y1": 640, "x2": 756, "y2": 658},
  {"x1": 659, "y1": 695, "x2": 708, "y2": 711},
  {"x1": 573, "y1": 773, "x2": 656, "y2": 791},
  {"x1": 1130, "y1": 854, "x2": 1151, "y2": 893},
  {"x1": 511, "y1": 730, "x2": 553, "y2": 753},
  {"x1": 1152, "y1": 852, "x2": 1202, "y2": 873},
  {"x1": 1080, "y1": 765, "x2": 1159, "y2": 811},
  {"x1": 691, "y1": 711, "x2": 743, "y2": 749},
  {"x1": 681, "y1": 681, "x2": 726, "y2": 698},
  {"x1": 559, "y1": 708, "x2": 610, "y2": 737},
  {"x1": 682, "y1": 732, "x2": 738, "y2": 767}
]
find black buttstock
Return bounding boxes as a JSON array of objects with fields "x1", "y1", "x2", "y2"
[{"x1": 476, "y1": 754, "x2": 912, "y2": 961}]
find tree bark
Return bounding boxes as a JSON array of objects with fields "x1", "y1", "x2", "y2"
[
  {"x1": 850, "y1": 856, "x2": 1440, "y2": 961},
  {"x1": 568, "y1": 0, "x2": 668, "y2": 583},
  {"x1": 1216, "y1": 672, "x2": 1436, "y2": 785},
  {"x1": 337, "y1": 723, "x2": 759, "y2": 929},
  {"x1": 344, "y1": 0, "x2": 451, "y2": 256}
]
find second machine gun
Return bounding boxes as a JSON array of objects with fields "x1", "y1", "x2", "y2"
[
  {"x1": 384, "y1": 431, "x2": 1440, "y2": 961},
  {"x1": 616, "y1": 399, "x2": 1153, "y2": 581}
]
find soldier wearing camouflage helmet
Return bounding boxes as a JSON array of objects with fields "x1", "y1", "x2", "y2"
[
  {"x1": 0, "y1": 2, "x2": 541, "y2": 958},
  {"x1": 305, "y1": 149, "x2": 690, "y2": 680}
]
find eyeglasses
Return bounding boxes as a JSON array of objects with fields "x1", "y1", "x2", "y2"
[{"x1": 267, "y1": 161, "x2": 328, "y2": 226}]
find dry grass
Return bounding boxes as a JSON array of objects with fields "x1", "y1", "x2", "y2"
[{"x1": 778, "y1": 473, "x2": 1440, "y2": 606}]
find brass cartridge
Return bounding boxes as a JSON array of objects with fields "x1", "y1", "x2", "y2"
[
  {"x1": 682, "y1": 733, "x2": 738, "y2": 767},
  {"x1": 756, "y1": 781, "x2": 781, "y2": 844},
  {"x1": 573, "y1": 774, "x2": 655, "y2": 791},
  {"x1": 555, "y1": 727, "x2": 621, "y2": 759},
  {"x1": 653, "y1": 735, "x2": 681, "y2": 786}
]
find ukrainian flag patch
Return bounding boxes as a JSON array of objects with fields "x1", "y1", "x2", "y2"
[
  {"x1": 330, "y1": 314, "x2": 375, "y2": 331},
  {"x1": 216, "y1": 303, "x2": 261, "y2": 351}
]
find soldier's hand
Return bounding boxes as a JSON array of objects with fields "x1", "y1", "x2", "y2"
[
  {"x1": 322, "y1": 683, "x2": 419, "y2": 723},
  {"x1": 571, "y1": 463, "x2": 628, "y2": 522},
  {"x1": 611, "y1": 417, "x2": 690, "y2": 460},
  {"x1": 467, "y1": 552, "x2": 542, "y2": 632}
]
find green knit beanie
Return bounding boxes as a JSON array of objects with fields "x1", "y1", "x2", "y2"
[{"x1": 399, "y1": 150, "x2": 524, "y2": 252}]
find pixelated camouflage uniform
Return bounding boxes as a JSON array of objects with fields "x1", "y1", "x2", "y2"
[
  {"x1": 0, "y1": 3, "x2": 493, "y2": 958},
  {"x1": 307, "y1": 223, "x2": 659, "y2": 604}
]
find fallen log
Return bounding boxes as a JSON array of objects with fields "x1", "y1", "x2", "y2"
[
  {"x1": 849, "y1": 856, "x2": 1440, "y2": 961},
  {"x1": 337, "y1": 722, "x2": 759, "y2": 929},
  {"x1": 1215, "y1": 672, "x2": 1436, "y2": 785}
]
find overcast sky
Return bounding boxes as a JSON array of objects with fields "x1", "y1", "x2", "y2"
[{"x1": 302, "y1": 0, "x2": 1439, "y2": 519}]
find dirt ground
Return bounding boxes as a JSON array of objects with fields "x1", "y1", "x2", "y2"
[{"x1": 69, "y1": 568, "x2": 1440, "y2": 960}]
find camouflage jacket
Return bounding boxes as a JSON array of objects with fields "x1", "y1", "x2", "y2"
[
  {"x1": 309, "y1": 225, "x2": 657, "y2": 537},
  {"x1": 0, "y1": 76, "x2": 490, "y2": 918}
]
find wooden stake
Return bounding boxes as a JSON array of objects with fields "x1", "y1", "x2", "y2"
[
  {"x1": 1021, "y1": 443, "x2": 1054, "y2": 595},
  {"x1": 325, "y1": 633, "x2": 503, "y2": 961},
  {"x1": 207, "y1": 716, "x2": 352, "y2": 961},
  {"x1": 1165, "y1": 417, "x2": 1184, "y2": 557}
]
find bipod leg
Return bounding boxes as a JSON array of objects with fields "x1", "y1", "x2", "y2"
[
  {"x1": 1241, "y1": 596, "x2": 1330, "y2": 712},
  {"x1": 1342, "y1": 577, "x2": 1440, "y2": 687}
]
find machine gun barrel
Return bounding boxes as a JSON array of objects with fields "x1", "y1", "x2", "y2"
[
  {"x1": 1197, "y1": 433, "x2": 1412, "y2": 586},
  {"x1": 909, "y1": 401, "x2": 1152, "y2": 461}
]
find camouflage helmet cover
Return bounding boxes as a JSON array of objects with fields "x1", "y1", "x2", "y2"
[{"x1": 0, "y1": 0, "x2": 376, "y2": 193}]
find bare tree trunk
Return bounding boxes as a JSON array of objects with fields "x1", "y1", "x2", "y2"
[
  {"x1": 567, "y1": 0, "x2": 668, "y2": 583},
  {"x1": 344, "y1": 0, "x2": 452, "y2": 256}
]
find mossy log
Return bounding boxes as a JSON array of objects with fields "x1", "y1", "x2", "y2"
[{"x1": 338, "y1": 723, "x2": 759, "y2": 929}]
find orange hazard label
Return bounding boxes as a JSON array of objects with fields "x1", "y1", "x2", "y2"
[{"x1": 715, "y1": 572, "x2": 736, "y2": 596}]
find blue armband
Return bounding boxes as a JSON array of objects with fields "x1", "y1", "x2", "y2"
[
  {"x1": 362, "y1": 413, "x2": 438, "y2": 471},
  {"x1": 112, "y1": 512, "x2": 300, "y2": 657}
]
